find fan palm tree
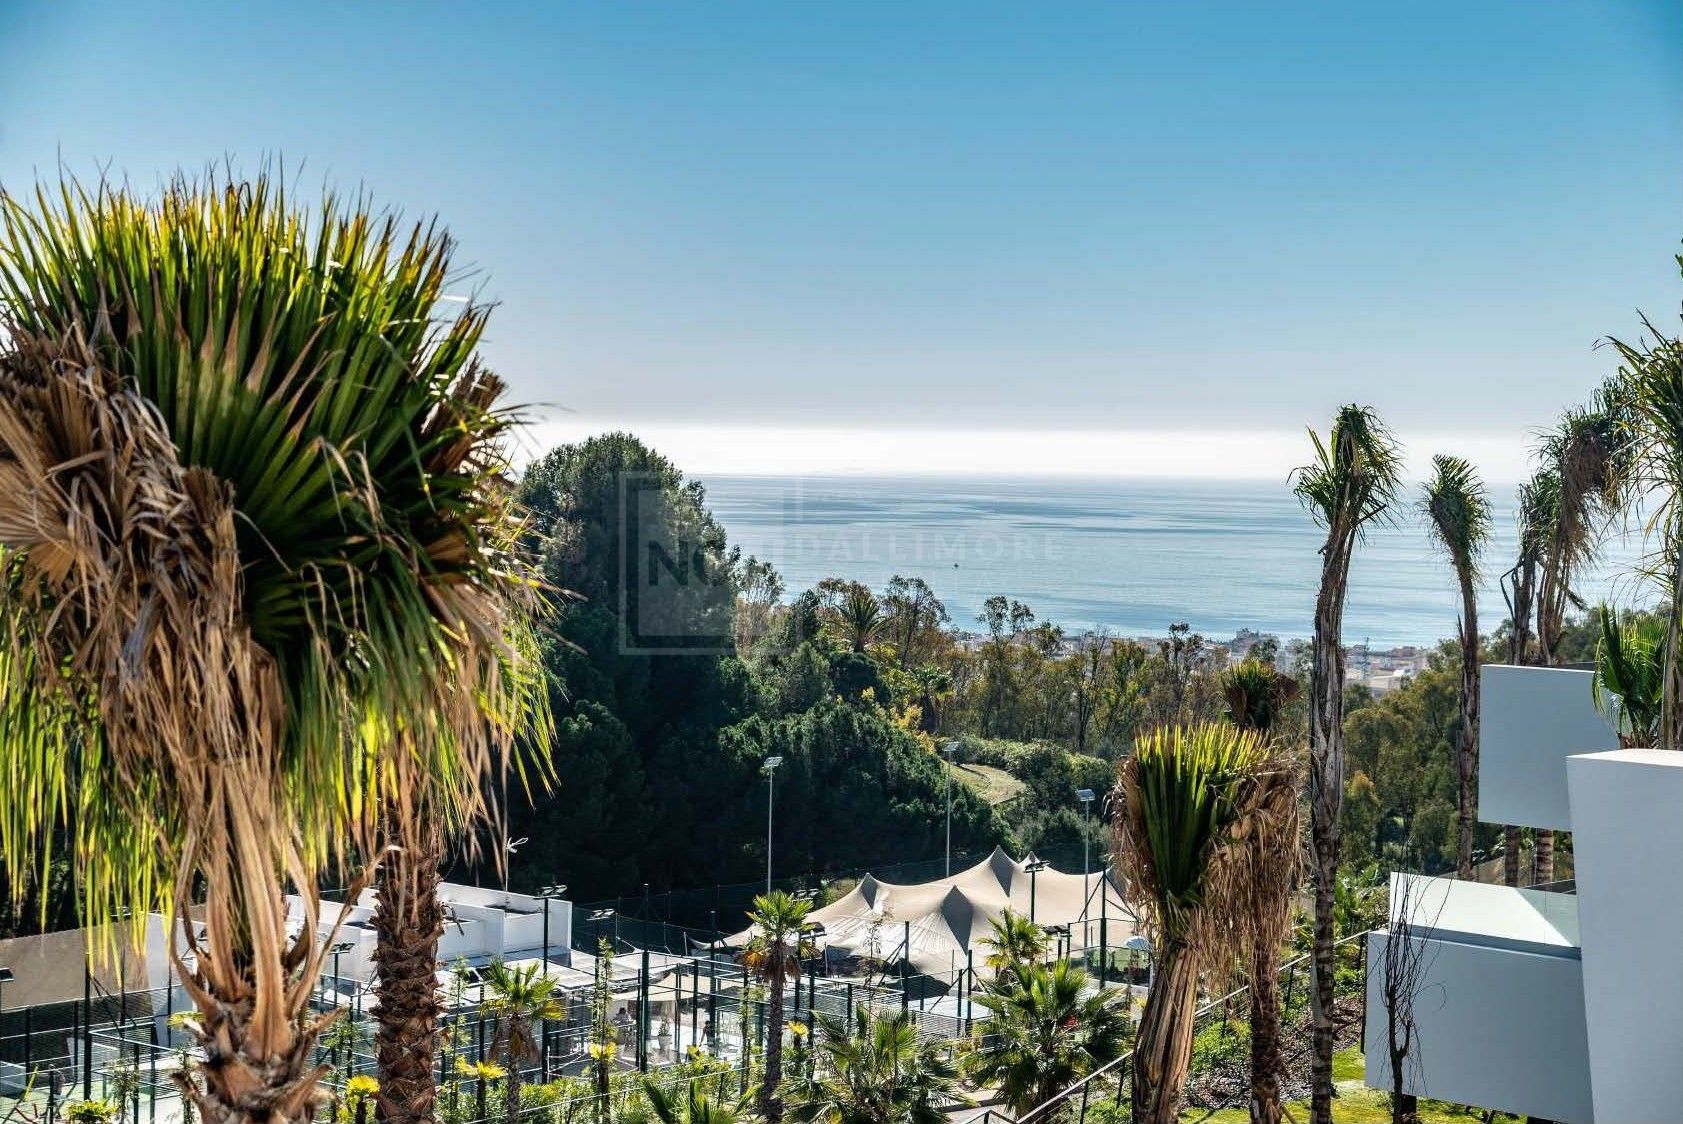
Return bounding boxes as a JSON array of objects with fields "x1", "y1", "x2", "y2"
[
  {"x1": 642, "y1": 1080, "x2": 744, "y2": 1124},
  {"x1": 784, "y1": 1008, "x2": 961, "y2": 1124},
  {"x1": 1592, "y1": 606, "x2": 1665, "y2": 747},
  {"x1": 967, "y1": 960, "x2": 1131, "y2": 1118},
  {"x1": 981, "y1": 908, "x2": 1051, "y2": 974},
  {"x1": 1291, "y1": 404, "x2": 1403, "y2": 1124},
  {"x1": 483, "y1": 959, "x2": 566, "y2": 1124},
  {"x1": 1220, "y1": 661, "x2": 1303, "y2": 1124},
  {"x1": 1421, "y1": 454, "x2": 1493, "y2": 881},
  {"x1": 1609, "y1": 316, "x2": 1683, "y2": 748},
  {"x1": 740, "y1": 891, "x2": 818, "y2": 1124},
  {"x1": 836, "y1": 586, "x2": 885, "y2": 653},
  {"x1": 0, "y1": 174, "x2": 545, "y2": 1124},
  {"x1": 1499, "y1": 470, "x2": 1556, "y2": 886},
  {"x1": 1112, "y1": 723, "x2": 1286, "y2": 1124}
]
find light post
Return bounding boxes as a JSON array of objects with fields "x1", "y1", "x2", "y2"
[
  {"x1": 1076, "y1": 788, "x2": 1096, "y2": 924},
  {"x1": 588, "y1": 908, "x2": 618, "y2": 950},
  {"x1": 762, "y1": 755, "x2": 784, "y2": 895},
  {"x1": 1024, "y1": 858, "x2": 1048, "y2": 924},
  {"x1": 941, "y1": 740, "x2": 961, "y2": 876},
  {"x1": 540, "y1": 884, "x2": 568, "y2": 967}
]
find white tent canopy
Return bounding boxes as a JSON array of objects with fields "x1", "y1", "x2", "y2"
[{"x1": 729, "y1": 848, "x2": 1139, "y2": 981}]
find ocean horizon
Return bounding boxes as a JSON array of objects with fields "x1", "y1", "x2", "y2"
[{"x1": 700, "y1": 473, "x2": 1653, "y2": 650}]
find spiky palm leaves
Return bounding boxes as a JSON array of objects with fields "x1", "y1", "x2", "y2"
[
  {"x1": 1592, "y1": 607, "x2": 1665, "y2": 747},
  {"x1": 836, "y1": 586, "x2": 884, "y2": 654},
  {"x1": 1421, "y1": 454, "x2": 1492, "y2": 880},
  {"x1": 1534, "y1": 394, "x2": 1629, "y2": 666},
  {"x1": 1219, "y1": 662, "x2": 1303, "y2": 1124},
  {"x1": 1291, "y1": 404, "x2": 1401, "y2": 1124},
  {"x1": 1111, "y1": 723, "x2": 1292, "y2": 1124},
  {"x1": 642, "y1": 1081, "x2": 745, "y2": 1124},
  {"x1": 741, "y1": 892, "x2": 818, "y2": 1124},
  {"x1": 980, "y1": 908, "x2": 1051, "y2": 974},
  {"x1": 967, "y1": 960, "x2": 1131, "y2": 1118},
  {"x1": 0, "y1": 175, "x2": 547, "y2": 1124},
  {"x1": 1608, "y1": 309, "x2": 1683, "y2": 748},
  {"x1": 483, "y1": 960, "x2": 566, "y2": 1124},
  {"x1": 785, "y1": 1008, "x2": 961, "y2": 1124}
]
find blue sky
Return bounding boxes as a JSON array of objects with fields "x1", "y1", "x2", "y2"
[{"x1": 2, "y1": 1, "x2": 1678, "y2": 478}]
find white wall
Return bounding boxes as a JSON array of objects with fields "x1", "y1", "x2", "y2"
[
  {"x1": 1480, "y1": 666, "x2": 1615, "y2": 832},
  {"x1": 1365, "y1": 932, "x2": 1592, "y2": 1123},
  {"x1": 1568, "y1": 748, "x2": 1683, "y2": 1124}
]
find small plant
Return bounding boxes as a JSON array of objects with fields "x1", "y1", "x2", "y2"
[
  {"x1": 64, "y1": 1102, "x2": 119, "y2": 1124},
  {"x1": 1593, "y1": 605, "x2": 1665, "y2": 747},
  {"x1": 338, "y1": 1076, "x2": 379, "y2": 1124}
]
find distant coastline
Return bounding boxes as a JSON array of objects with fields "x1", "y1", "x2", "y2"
[{"x1": 701, "y1": 473, "x2": 1650, "y2": 650}]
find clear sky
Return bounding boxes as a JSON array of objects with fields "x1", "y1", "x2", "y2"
[{"x1": 2, "y1": 1, "x2": 1678, "y2": 480}]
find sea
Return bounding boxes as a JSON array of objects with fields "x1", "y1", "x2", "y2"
[{"x1": 700, "y1": 475, "x2": 1654, "y2": 650}]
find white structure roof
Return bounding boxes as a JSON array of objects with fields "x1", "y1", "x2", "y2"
[{"x1": 728, "y1": 847, "x2": 1137, "y2": 981}]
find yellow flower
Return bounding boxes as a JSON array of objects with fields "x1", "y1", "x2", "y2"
[
  {"x1": 788, "y1": 1021, "x2": 809, "y2": 1038},
  {"x1": 586, "y1": 1041, "x2": 617, "y2": 1061},
  {"x1": 345, "y1": 1076, "x2": 379, "y2": 1099}
]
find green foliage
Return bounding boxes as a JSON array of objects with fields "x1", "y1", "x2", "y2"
[
  {"x1": 968, "y1": 960, "x2": 1131, "y2": 1117},
  {"x1": 64, "y1": 1102, "x2": 120, "y2": 1124},
  {"x1": 785, "y1": 1008, "x2": 962, "y2": 1124},
  {"x1": 1593, "y1": 605, "x2": 1665, "y2": 745}
]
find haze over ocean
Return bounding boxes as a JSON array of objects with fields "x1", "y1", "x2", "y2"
[{"x1": 702, "y1": 474, "x2": 1650, "y2": 649}]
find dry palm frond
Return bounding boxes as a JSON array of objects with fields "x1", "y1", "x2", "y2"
[{"x1": 0, "y1": 172, "x2": 551, "y2": 1124}]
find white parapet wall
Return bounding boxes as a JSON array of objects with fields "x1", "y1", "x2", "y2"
[
  {"x1": 1364, "y1": 874, "x2": 1591, "y2": 1123},
  {"x1": 1480, "y1": 665, "x2": 1615, "y2": 831},
  {"x1": 1568, "y1": 748, "x2": 1683, "y2": 1124}
]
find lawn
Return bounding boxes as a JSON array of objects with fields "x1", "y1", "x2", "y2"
[
  {"x1": 1176, "y1": 1049, "x2": 1517, "y2": 1123},
  {"x1": 948, "y1": 760, "x2": 1026, "y2": 806}
]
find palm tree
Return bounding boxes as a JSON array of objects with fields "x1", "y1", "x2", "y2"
[
  {"x1": 0, "y1": 175, "x2": 545, "y2": 1124},
  {"x1": 642, "y1": 1080, "x2": 744, "y2": 1124},
  {"x1": 1592, "y1": 606, "x2": 1665, "y2": 747},
  {"x1": 1499, "y1": 470, "x2": 1556, "y2": 886},
  {"x1": 1609, "y1": 318, "x2": 1683, "y2": 748},
  {"x1": 740, "y1": 891, "x2": 818, "y2": 1124},
  {"x1": 967, "y1": 960, "x2": 1131, "y2": 1117},
  {"x1": 836, "y1": 586, "x2": 885, "y2": 653},
  {"x1": 1530, "y1": 394, "x2": 1628, "y2": 881},
  {"x1": 1421, "y1": 454, "x2": 1493, "y2": 881},
  {"x1": 785, "y1": 1009, "x2": 961, "y2": 1124},
  {"x1": 483, "y1": 959, "x2": 566, "y2": 1124},
  {"x1": 1220, "y1": 661, "x2": 1303, "y2": 1124},
  {"x1": 1112, "y1": 723, "x2": 1286, "y2": 1124},
  {"x1": 981, "y1": 908, "x2": 1051, "y2": 974},
  {"x1": 1292, "y1": 404, "x2": 1403, "y2": 1124},
  {"x1": 911, "y1": 665, "x2": 952, "y2": 734}
]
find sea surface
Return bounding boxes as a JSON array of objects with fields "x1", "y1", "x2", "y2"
[{"x1": 700, "y1": 475, "x2": 1653, "y2": 649}]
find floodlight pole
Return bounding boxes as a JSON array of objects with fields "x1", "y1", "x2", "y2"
[
  {"x1": 941, "y1": 740, "x2": 961, "y2": 877},
  {"x1": 763, "y1": 756, "x2": 784, "y2": 895},
  {"x1": 1076, "y1": 788, "x2": 1096, "y2": 924}
]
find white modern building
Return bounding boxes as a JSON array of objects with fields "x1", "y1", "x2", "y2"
[{"x1": 1363, "y1": 664, "x2": 1681, "y2": 1123}]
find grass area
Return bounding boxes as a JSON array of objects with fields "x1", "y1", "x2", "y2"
[
  {"x1": 948, "y1": 761, "x2": 1025, "y2": 806},
  {"x1": 1177, "y1": 1050, "x2": 1515, "y2": 1123}
]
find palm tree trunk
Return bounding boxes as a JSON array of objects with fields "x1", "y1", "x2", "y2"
[
  {"x1": 505, "y1": 1057, "x2": 522, "y2": 1124},
  {"x1": 1455, "y1": 578, "x2": 1480, "y2": 881},
  {"x1": 1309, "y1": 539, "x2": 1353, "y2": 1124},
  {"x1": 1662, "y1": 554, "x2": 1683, "y2": 751},
  {"x1": 1503, "y1": 828, "x2": 1521, "y2": 887},
  {"x1": 762, "y1": 970, "x2": 787, "y2": 1124},
  {"x1": 1132, "y1": 944, "x2": 1199, "y2": 1124},
  {"x1": 373, "y1": 829, "x2": 446, "y2": 1124},
  {"x1": 174, "y1": 769, "x2": 336, "y2": 1124},
  {"x1": 1533, "y1": 831, "x2": 1553, "y2": 885},
  {"x1": 1247, "y1": 938, "x2": 1283, "y2": 1124}
]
